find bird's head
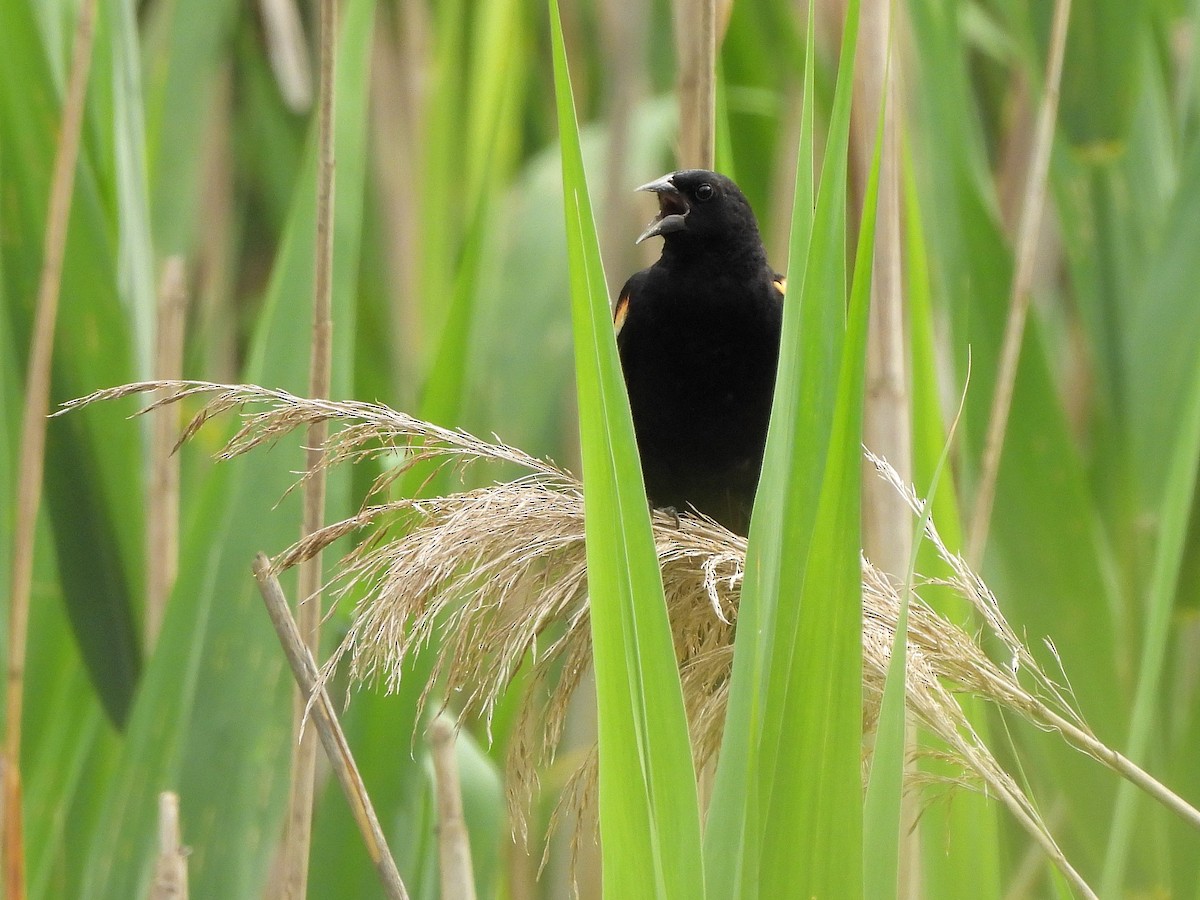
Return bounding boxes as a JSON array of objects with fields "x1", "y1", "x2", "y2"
[{"x1": 635, "y1": 170, "x2": 761, "y2": 250}]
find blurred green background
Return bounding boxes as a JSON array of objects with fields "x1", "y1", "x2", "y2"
[{"x1": 3, "y1": 0, "x2": 1200, "y2": 897}]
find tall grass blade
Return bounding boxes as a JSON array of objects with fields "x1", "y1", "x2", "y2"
[
  {"x1": 550, "y1": 2, "x2": 704, "y2": 896},
  {"x1": 901, "y1": 146, "x2": 1002, "y2": 899},
  {"x1": 103, "y1": 0, "x2": 156, "y2": 374},
  {"x1": 1101, "y1": 307, "x2": 1200, "y2": 892},
  {"x1": 0, "y1": 0, "x2": 143, "y2": 731},
  {"x1": 142, "y1": 0, "x2": 240, "y2": 255},
  {"x1": 701, "y1": 6, "x2": 816, "y2": 886},
  {"x1": 0, "y1": 15, "x2": 123, "y2": 893},
  {"x1": 706, "y1": 2, "x2": 870, "y2": 896},
  {"x1": 5, "y1": 0, "x2": 99, "y2": 891}
]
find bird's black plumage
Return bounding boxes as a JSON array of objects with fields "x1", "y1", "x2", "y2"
[{"x1": 616, "y1": 170, "x2": 783, "y2": 535}]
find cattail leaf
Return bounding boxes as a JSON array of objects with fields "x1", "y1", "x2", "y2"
[
  {"x1": 549, "y1": 1, "x2": 705, "y2": 896},
  {"x1": 706, "y1": 1, "x2": 869, "y2": 896}
]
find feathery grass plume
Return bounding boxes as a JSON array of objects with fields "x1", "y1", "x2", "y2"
[{"x1": 60, "y1": 380, "x2": 1199, "y2": 892}]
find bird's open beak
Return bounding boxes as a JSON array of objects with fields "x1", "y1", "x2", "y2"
[{"x1": 635, "y1": 174, "x2": 689, "y2": 244}]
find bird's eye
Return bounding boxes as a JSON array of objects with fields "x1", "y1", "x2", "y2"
[{"x1": 695, "y1": 183, "x2": 715, "y2": 201}]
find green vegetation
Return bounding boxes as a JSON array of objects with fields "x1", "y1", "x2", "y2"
[{"x1": 3, "y1": 0, "x2": 1200, "y2": 897}]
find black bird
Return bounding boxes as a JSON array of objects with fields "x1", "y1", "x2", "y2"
[{"x1": 615, "y1": 170, "x2": 784, "y2": 536}]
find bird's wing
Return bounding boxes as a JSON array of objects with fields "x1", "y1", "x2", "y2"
[{"x1": 614, "y1": 270, "x2": 649, "y2": 338}]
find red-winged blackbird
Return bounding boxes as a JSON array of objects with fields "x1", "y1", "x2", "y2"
[{"x1": 616, "y1": 170, "x2": 784, "y2": 536}]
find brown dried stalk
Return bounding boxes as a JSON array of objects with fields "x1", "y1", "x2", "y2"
[
  {"x1": 673, "y1": 0, "x2": 723, "y2": 169},
  {"x1": 147, "y1": 258, "x2": 188, "y2": 649},
  {"x1": 276, "y1": 0, "x2": 339, "y2": 895},
  {"x1": 258, "y1": 0, "x2": 313, "y2": 113},
  {"x1": 150, "y1": 792, "x2": 189, "y2": 900},
  {"x1": 60, "y1": 381, "x2": 1200, "y2": 893},
  {"x1": 253, "y1": 555, "x2": 408, "y2": 900},
  {"x1": 429, "y1": 714, "x2": 478, "y2": 900},
  {"x1": 967, "y1": 0, "x2": 1073, "y2": 566}
]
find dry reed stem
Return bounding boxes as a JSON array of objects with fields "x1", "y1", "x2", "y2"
[
  {"x1": 852, "y1": 1, "x2": 922, "y2": 892},
  {"x1": 259, "y1": 0, "x2": 313, "y2": 112},
  {"x1": 61, "y1": 381, "x2": 1200, "y2": 892},
  {"x1": 150, "y1": 792, "x2": 189, "y2": 900},
  {"x1": 506, "y1": 820, "x2": 537, "y2": 900},
  {"x1": 1002, "y1": 798, "x2": 1069, "y2": 900},
  {"x1": 277, "y1": 1, "x2": 339, "y2": 896},
  {"x1": 147, "y1": 258, "x2": 188, "y2": 648},
  {"x1": 4, "y1": 1, "x2": 99, "y2": 895},
  {"x1": 196, "y1": 70, "x2": 238, "y2": 382},
  {"x1": 252, "y1": 555, "x2": 409, "y2": 900},
  {"x1": 674, "y1": 0, "x2": 718, "y2": 168},
  {"x1": 429, "y1": 715, "x2": 478, "y2": 900},
  {"x1": 599, "y1": 0, "x2": 646, "y2": 295},
  {"x1": 857, "y1": 3, "x2": 910, "y2": 593},
  {"x1": 375, "y1": 8, "x2": 427, "y2": 399},
  {"x1": 967, "y1": 0, "x2": 1073, "y2": 567}
]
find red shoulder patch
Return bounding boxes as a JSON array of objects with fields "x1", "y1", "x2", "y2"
[{"x1": 614, "y1": 292, "x2": 631, "y2": 336}]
